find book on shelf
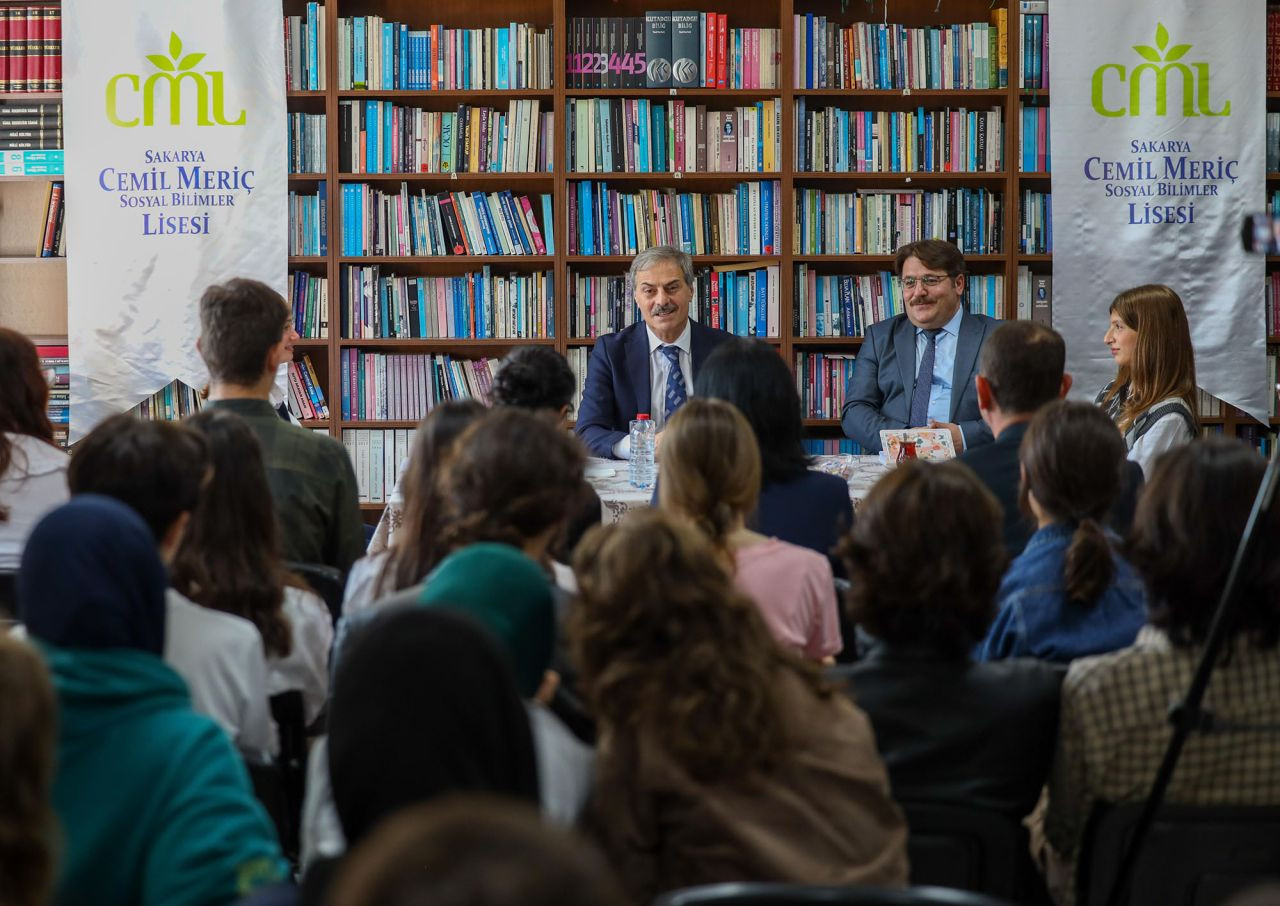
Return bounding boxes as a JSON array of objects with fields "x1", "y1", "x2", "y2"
[
  {"x1": 284, "y1": 2, "x2": 327, "y2": 91},
  {"x1": 343, "y1": 427, "x2": 417, "y2": 504},
  {"x1": 290, "y1": 271, "x2": 329, "y2": 339},
  {"x1": 1019, "y1": 1, "x2": 1049, "y2": 90},
  {"x1": 336, "y1": 19, "x2": 552, "y2": 90},
  {"x1": 340, "y1": 266, "x2": 554, "y2": 339},
  {"x1": 289, "y1": 185, "x2": 329, "y2": 256},
  {"x1": 794, "y1": 267, "x2": 1004, "y2": 337},
  {"x1": 794, "y1": 102, "x2": 1004, "y2": 173},
  {"x1": 1267, "y1": 271, "x2": 1280, "y2": 338},
  {"x1": 288, "y1": 112, "x2": 327, "y2": 174},
  {"x1": 568, "y1": 179, "x2": 781, "y2": 256},
  {"x1": 0, "y1": 6, "x2": 61, "y2": 93},
  {"x1": 286, "y1": 355, "x2": 330, "y2": 421},
  {"x1": 1019, "y1": 190, "x2": 1052, "y2": 254},
  {"x1": 803, "y1": 437, "x2": 862, "y2": 455},
  {"x1": 1268, "y1": 113, "x2": 1279, "y2": 173},
  {"x1": 130, "y1": 380, "x2": 204, "y2": 422},
  {"x1": 1020, "y1": 105, "x2": 1050, "y2": 172},
  {"x1": 567, "y1": 13, "x2": 777, "y2": 89},
  {"x1": 793, "y1": 187, "x2": 1003, "y2": 255},
  {"x1": 339, "y1": 350, "x2": 498, "y2": 421},
  {"x1": 0, "y1": 147, "x2": 62, "y2": 175},
  {"x1": 1269, "y1": 7, "x2": 1279, "y2": 91},
  {"x1": 1015, "y1": 267, "x2": 1052, "y2": 324},
  {"x1": 793, "y1": 16, "x2": 1004, "y2": 89},
  {"x1": 36, "y1": 343, "x2": 68, "y2": 447},
  {"x1": 795, "y1": 351, "x2": 857, "y2": 419},
  {"x1": 36, "y1": 179, "x2": 63, "y2": 257}
]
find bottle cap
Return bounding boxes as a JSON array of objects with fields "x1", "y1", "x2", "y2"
[{"x1": 636, "y1": 413, "x2": 651, "y2": 420}]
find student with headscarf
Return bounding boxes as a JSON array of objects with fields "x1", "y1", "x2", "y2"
[
  {"x1": 301, "y1": 607, "x2": 539, "y2": 904},
  {"x1": 17, "y1": 495, "x2": 286, "y2": 906}
]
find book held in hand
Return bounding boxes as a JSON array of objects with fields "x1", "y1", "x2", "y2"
[{"x1": 879, "y1": 428, "x2": 956, "y2": 464}]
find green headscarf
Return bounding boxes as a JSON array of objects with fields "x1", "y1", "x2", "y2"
[{"x1": 419, "y1": 543, "x2": 555, "y2": 699}]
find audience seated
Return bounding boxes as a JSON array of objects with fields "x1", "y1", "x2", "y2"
[
  {"x1": 172, "y1": 409, "x2": 333, "y2": 725},
  {"x1": 305, "y1": 607, "x2": 540, "y2": 905},
  {"x1": 978, "y1": 402, "x2": 1146, "y2": 663},
  {"x1": 0, "y1": 329, "x2": 69, "y2": 585},
  {"x1": 695, "y1": 337, "x2": 853, "y2": 563},
  {"x1": 327, "y1": 796, "x2": 626, "y2": 906},
  {"x1": 18, "y1": 496, "x2": 286, "y2": 906},
  {"x1": 67, "y1": 414, "x2": 278, "y2": 758},
  {"x1": 342, "y1": 399, "x2": 485, "y2": 614},
  {"x1": 490, "y1": 344, "x2": 603, "y2": 557},
  {"x1": 570, "y1": 509, "x2": 907, "y2": 902},
  {"x1": 198, "y1": 277, "x2": 364, "y2": 573},
  {"x1": 0, "y1": 634, "x2": 57, "y2": 906},
  {"x1": 660, "y1": 398, "x2": 841, "y2": 661},
  {"x1": 836, "y1": 461, "x2": 1061, "y2": 820},
  {"x1": 1044, "y1": 438, "x2": 1280, "y2": 903}
]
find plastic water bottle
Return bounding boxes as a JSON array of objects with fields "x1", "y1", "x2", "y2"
[{"x1": 629, "y1": 413, "x2": 655, "y2": 489}]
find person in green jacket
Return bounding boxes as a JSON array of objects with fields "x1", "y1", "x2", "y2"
[{"x1": 17, "y1": 494, "x2": 288, "y2": 906}]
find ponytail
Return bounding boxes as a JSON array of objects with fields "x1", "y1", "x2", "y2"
[{"x1": 1063, "y1": 518, "x2": 1115, "y2": 608}]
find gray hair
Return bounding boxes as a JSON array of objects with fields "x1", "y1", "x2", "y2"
[{"x1": 628, "y1": 246, "x2": 694, "y2": 293}]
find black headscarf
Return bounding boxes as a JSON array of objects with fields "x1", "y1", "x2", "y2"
[
  {"x1": 18, "y1": 495, "x2": 167, "y2": 654},
  {"x1": 328, "y1": 607, "x2": 540, "y2": 845}
]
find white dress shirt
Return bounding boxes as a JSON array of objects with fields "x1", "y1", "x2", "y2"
[
  {"x1": 610, "y1": 320, "x2": 695, "y2": 460},
  {"x1": 0, "y1": 434, "x2": 68, "y2": 572}
]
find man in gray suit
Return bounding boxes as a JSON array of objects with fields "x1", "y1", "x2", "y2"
[{"x1": 841, "y1": 239, "x2": 999, "y2": 454}]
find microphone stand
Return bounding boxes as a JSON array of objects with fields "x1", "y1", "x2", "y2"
[{"x1": 1103, "y1": 438, "x2": 1280, "y2": 906}]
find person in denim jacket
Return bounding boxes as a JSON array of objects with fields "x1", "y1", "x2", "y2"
[{"x1": 978, "y1": 401, "x2": 1146, "y2": 663}]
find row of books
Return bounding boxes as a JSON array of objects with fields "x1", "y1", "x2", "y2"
[
  {"x1": 0, "y1": 147, "x2": 60, "y2": 175},
  {"x1": 802, "y1": 437, "x2": 862, "y2": 455},
  {"x1": 793, "y1": 268, "x2": 1005, "y2": 338},
  {"x1": 288, "y1": 112, "x2": 327, "y2": 174},
  {"x1": 1020, "y1": 191, "x2": 1052, "y2": 254},
  {"x1": 36, "y1": 343, "x2": 68, "y2": 448},
  {"x1": 794, "y1": 103, "x2": 1004, "y2": 174},
  {"x1": 566, "y1": 14, "x2": 780, "y2": 90},
  {"x1": 131, "y1": 380, "x2": 203, "y2": 423},
  {"x1": 1193, "y1": 389, "x2": 1225, "y2": 420},
  {"x1": 284, "y1": 2, "x2": 326, "y2": 91},
  {"x1": 289, "y1": 187, "x2": 328, "y2": 257},
  {"x1": 793, "y1": 16, "x2": 1006, "y2": 90},
  {"x1": 1019, "y1": 3, "x2": 1049, "y2": 90},
  {"x1": 336, "y1": 18, "x2": 553, "y2": 91},
  {"x1": 1015, "y1": 267, "x2": 1053, "y2": 324},
  {"x1": 1266, "y1": 270, "x2": 1280, "y2": 337},
  {"x1": 0, "y1": 6, "x2": 60, "y2": 93},
  {"x1": 793, "y1": 187, "x2": 1004, "y2": 256},
  {"x1": 339, "y1": 266, "x2": 554, "y2": 340},
  {"x1": 343, "y1": 428, "x2": 417, "y2": 504},
  {"x1": 795, "y1": 352, "x2": 856, "y2": 420},
  {"x1": 1020, "y1": 106, "x2": 1050, "y2": 173},
  {"x1": 340, "y1": 184, "x2": 552, "y2": 258},
  {"x1": 338, "y1": 100, "x2": 552, "y2": 175},
  {"x1": 36, "y1": 178, "x2": 63, "y2": 257},
  {"x1": 1269, "y1": 113, "x2": 1279, "y2": 173},
  {"x1": 1269, "y1": 8, "x2": 1280, "y2": 91},
  {"x1": 0, "y1": 99, "x2": 60, "y2": 150},
  {"x1": 286, "y1": 355, "x2": 330, "y2": 421},
  {"x1": 339, "y1": 351, "x2": 497, "y2": 421},
  {"x1": 568, "y1": 180, "x2": 782, "y2": 257},
  {"x1": 289, "y1": 272, "x2": 329, "y2": 339},
  {"x1": 568, "y1": 98, "x2": 781, "y2": 175},
  {"x1": 567, "y1": 270, "x2": 734, "y2": 337}
]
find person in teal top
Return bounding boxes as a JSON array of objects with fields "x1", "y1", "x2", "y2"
[{"x1": 18, "y1": 495, "x2": 288, "y2": 906}]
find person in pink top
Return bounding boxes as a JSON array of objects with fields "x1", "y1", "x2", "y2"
[{"x1": 659, "y1": 398, "x2": 841, "y2": 661}]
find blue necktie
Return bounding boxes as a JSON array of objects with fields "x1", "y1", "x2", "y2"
[
  {"x1": 908, "y1": 329, "x2": 941, "y2": 428},
  {"x1": 661, "y1": 345, "x2": 687, "y2": 421}
]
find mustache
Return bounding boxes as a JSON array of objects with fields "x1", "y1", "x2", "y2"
[{"x1": 651, "y1": 302, "x2": 679, "y2": 316}]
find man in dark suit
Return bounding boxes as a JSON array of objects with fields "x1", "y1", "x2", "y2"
[
  {"x1": 958, "y1": 320, "x2": 1144, "y2": 558},
  {"x1": 575, "y1": 246, "x2": 730, "y2": 459},
  {"x1": 841, "y1": 240, "x2": 998, "y2": 454}
]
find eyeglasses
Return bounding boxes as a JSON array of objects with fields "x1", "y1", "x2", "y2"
[{"x1": 899, "y1": 275, "x2": 953, "y2": 289}]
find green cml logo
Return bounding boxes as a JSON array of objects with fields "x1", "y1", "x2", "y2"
[
  {"x1": 1091, "y1": 23, "x2": 1230, "y2": 118},
  {"x1": 106, "y1": 32, "x2": 246, "y2": 128}
]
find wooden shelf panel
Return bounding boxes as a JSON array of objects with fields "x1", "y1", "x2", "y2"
[
  {"x1": 802, "y1": 418, "x2": 843, "y2": 427},
  {"x1": 336, "y1": 89, "x2": 554, "y2": 101},
  {"x1": 338, "y1": 337, "x2": 554, "y2": 348},
  {"x1": 566, "y1": 254, "x2": 780, "y2": 264},
  {"x1": 338, "y1": 255, "x2": 555, "y2": 265},
  {"x1": 0, "y1": 92, "x2": 61, "y2": 101},
  {"x1": 336, "y1": 172, "x2": 553, "y2": 184},
  {"x1": 566, "y1": 334, "x2": 780, "y2": 346},
  {"x1": 564, "y1": 88, "x2": 781, "y2": 99},
  {"x1": 795, "y1": 171, "x2": 1007, "y2": 183},
  {"x1": 794, "y1": 89, "x2": 1006, "y2": 101},
  {"x1": 0, "y1": 174, "x2": 64, "y2": 183},
  {"x1": 566, "y1": 170, "x2": 781, "y2": 181},
  {"x1": 792, "y1": 254, "x2": 1006, "y2": 264},
  {"x1": 343, "y1": 420, "x2": 423, "y2": 429},
  {"x1": 793, "y1": 336, "x2": 865, "y2": 346}
]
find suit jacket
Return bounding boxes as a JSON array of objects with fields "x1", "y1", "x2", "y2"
[
  {"x1": 575, "y1": 318, "x2": 731, "y2": 458},
  {"x1": 958, "y1": 420, "x2": 1146, "y2": 558},
  {"x1": 840, "y1": 310, "x2": 998, "y2": 453}
]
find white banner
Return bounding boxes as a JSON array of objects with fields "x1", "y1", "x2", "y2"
[
  {"x1": 1050, "y1": 1, "x2": 1267, "y2": 422},
  {"x1": 63, "y1": 0, "x2": 287, "y2": 440}
]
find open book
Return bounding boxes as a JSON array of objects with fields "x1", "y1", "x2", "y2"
[{"x1": 879, "y1": 428, "x2": 956, "y2": 463}]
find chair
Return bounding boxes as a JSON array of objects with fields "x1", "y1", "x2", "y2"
[
  {"x1": 902, "y1": 803, "x2": 1049, "y2": 906},
  {"x1": 0, "y1": 570, "x2": 16, "y2": 621},
  {"x1": 1077, "y1": 803, "x2": 1280, "y2": 906},
  {"x1": 285, "y1": 562, "x2": 346, "y2": 626},
  {"x1": 245, "y1": 757, "x2": 290, "y2": 852},
  {"x1": 269, "y1": 690, "x2": 308, "y2": 864},
  {"x1": 653, "y1": 883, "x2": 1015, "y2": 906}
]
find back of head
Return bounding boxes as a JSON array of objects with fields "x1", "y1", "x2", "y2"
[
  {"x1": 1108, "y1": 284, "x2": 1198, "y2": 427},
  {"x1": 0, "y1": 634, "x2": 57, "y2": 906},
  {"x1": 328, "y1": 796, "x2": 627, "y2": 906},
  {"x1": 658, "y1": 397, "x2": 761, "y2": 549},
  {"x1": 0, "y1": 330, "x2": 54, "y2": 516},
  {"x1": 198, "y1": 278, "x2": 289, "y2": 385},
  {"x1": 434, "y1": 408, "x2": 585, "y2": 561},
  {"x1": 170, "y1": 409, "x2": 291, "y2": 657},
  {"x1": 979, "y1": 320, "x2": 1066, "y2": 415},
  {"x1": 18, "y1": 495, "x2": 167, "y2": 654},
  {"x1": 570, "y1": 508, "x2": 813, "y2": 781},
  {"x1": 893, "y1": 239, "x2": 966, "y2": 276},
  {"x1": 1128, "y1": 438, "x2": 1280, "y2": 650},
  {"x1": 66, "y1": 414, "x2": 208, "y2": 542},
  {"x1": 1020, "y1": 400, "x2": 1128, "y2": 607},
  {"x1": 329, "y1": 607, "x2": 539, "y2": 845},
  {"x1": 490, "y1": 346, "x2": 576, "y2": 414},
  {"x1": 839, "y1": 461, "x2": 1005, "y2": 656},
  {"x1": 420, "y1": 543, "x2": 555, "y2": 700},
  {"x1": 694, "y1": 338, "x2": 810, "y2": 483}
]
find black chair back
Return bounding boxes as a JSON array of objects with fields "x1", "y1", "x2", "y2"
[
  {"x1": 245, "y1": 757, "x2": 289, "y2": 850},
  {"x1": 653, "y1": 883, "x2": 1015, "y2": 906},
  {"x1": 1078, "y1": 803, "x2": 1280, "y2": 906},
  {"x1": 902, "y1": 803, "x2": 1049, "y2": 905},
  {"x1": 269, "y1": 690, "x2": 308, "y2": 864},
  {"x1": 0, "y1": 570, "x2": 16, "y2": 621},
  {"x1": 285, "y1": 562, "x2": 346, "y2": 626}
]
